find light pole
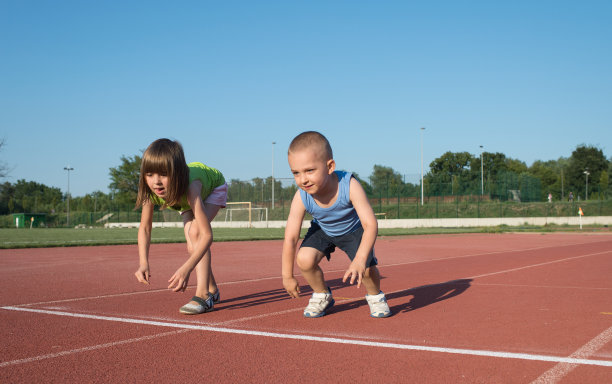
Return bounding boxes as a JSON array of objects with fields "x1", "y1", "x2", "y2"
[
  {"x1": 584, "y1": 170, "x2": 590, "y2": 200},
  {"x1": 271, "y1": 141, "x2": 276, "y2": 209},
  {"x1": 480, "y1": 145, "x2": 484, "y2": 195},
  {"x1": 420, "y1": 127, "x2": 425, "y2": 206},
  {"x1": 561, "y1": 168, "x2": 564, "y2": 201},
  {"x1": 64, "y1": 166, "x2": 74, "y2": 227}
]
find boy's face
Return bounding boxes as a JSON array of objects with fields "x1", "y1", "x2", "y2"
[{"x1": 288, "y1": 148, "x2": 335, "y2": 196}]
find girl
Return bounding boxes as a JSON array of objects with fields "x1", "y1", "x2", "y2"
[{"x1": 134, "y1": 138, "x2": 227, "y2": 315}]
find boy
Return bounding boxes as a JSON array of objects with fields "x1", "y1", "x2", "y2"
[{"x1": 281, "y1": 131, "x2": 391, "y2": 318}]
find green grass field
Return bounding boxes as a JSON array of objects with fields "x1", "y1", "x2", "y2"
[
  {"x1": 0, "y1": 227, "x2": 289, "y2": 249},
  {"x1": 0, "y1": 224, "x2": 607, "y2": 249}
]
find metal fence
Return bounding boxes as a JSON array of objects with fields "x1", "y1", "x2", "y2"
[
  {"x1": 1, "y1": 172, "x2": 608, "y2": 228},
  {"x1": 2, "y1": 197, "x2": 609, "y2": 228}
]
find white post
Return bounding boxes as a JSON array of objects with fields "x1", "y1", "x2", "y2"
[
  {"x1": 64, "y1": 166, "x2": 74, "y2": 227},
  {"x1": 480, "y1": 145, "x2": 484, "y2": 195},
  {"x1": 561, "y1": 169, "x2": 564, "y2": 201},
  {"x1": 583, "y1": 170, "x2": 589, "y2": 201}
]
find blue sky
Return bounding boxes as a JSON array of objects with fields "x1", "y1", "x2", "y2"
[{"x1": 1, "y1": 1, "x2": 610, "y2": 197}]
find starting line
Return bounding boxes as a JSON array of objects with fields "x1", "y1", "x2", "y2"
[{"x1": 3, "y1": 305, "x2": 612, "y2": 368}]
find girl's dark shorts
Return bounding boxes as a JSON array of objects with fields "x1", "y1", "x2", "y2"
[{"x1": 300, "y1": 221, "x2": 378, "y2": 267}]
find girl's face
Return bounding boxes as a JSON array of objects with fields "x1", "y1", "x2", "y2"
[{"x1": 145, "y1": 172, "x2": 169, "y2": 199}]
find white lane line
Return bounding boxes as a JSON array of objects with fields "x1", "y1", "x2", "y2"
[
  {"x1": 216, "y1": 307, "x2": 304, "y2": 325},
  {"x1": 2, "y1": 306, "x2": 611, "y2": 368},
  {"x1": 6, "y1": 247, "x2": 608, "y2": 339},
  {"x1": 474, "y1": 283, "x2": 612, "y2": 291},
  {"x1": 467, "y1": 250, "x2": 611, "y2": 279},
  {"x1": 16, "y1": 289, "x2": 170, "y2": 307},
  {"x1": 382, "y1": 239, "x2": 612, "y2": 269},
  {"x1": 11, "y1": 275, "x2": 281, "y2": 307},
  {"x1": 0, "y1": 329, "x2": 190, "y2": 368},
  {"x1": 9, "y1": 241, "x2": 610, "y2": 308},
  {"x1": 530, "y1": 325, "x2": 612, "y2": 383}
]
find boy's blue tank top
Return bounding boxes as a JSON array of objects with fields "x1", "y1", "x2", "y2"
[{"x1": 299, "y1": 171, "x2": 361, "y2": 237}]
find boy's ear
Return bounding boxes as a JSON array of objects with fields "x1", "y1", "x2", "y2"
[{"x1": 327, "y1": 159, "x2": 336, "y2": 174}]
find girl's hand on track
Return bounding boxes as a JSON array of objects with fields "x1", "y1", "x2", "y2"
[
  {"x1": 168, "y1": 266, "x2": 191, "y2": 292},
  {"x1": 134, "y1": 265, "x2": 150, "y2": 285}
]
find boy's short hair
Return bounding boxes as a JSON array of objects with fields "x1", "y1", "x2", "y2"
[{"x1": 288, "y1": 131, "x2": 333, "y2": 160}]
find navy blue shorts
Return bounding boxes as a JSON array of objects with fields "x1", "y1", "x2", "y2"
[{"x1": 300, "y1": 221, "x2": 378, "y2": 267}]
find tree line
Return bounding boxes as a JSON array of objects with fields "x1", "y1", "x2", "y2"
[{"x1": 0, "y1": 144, "x2": 609, "y2": 216}]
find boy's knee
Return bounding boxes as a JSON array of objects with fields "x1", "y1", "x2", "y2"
[
  {"x1": 296, "y1": 255, "x2": 313, "y2": 271},
  {"x1": 296, "y1": 250, "x2": 321, "y2": 271}
]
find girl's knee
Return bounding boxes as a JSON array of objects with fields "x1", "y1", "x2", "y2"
[{"x1": 183, "y1": 219, "x2": 198, "y2": 254}]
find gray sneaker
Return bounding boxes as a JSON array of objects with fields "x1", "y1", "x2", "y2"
[
  {"x1": 303, "y1": 288, "x2": 334, "y2": 318},
  {"x1": 179, "y1": 295, "x2": 214, "y2": 315},
  {"x1": 365, "y1": 291, "x2": 391, "y2": 318},
  {"x1": 210, "y1": 289, "x2": 220, "y2": 303}
]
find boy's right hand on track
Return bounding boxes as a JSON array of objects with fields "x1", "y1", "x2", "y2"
[{"x1": 283, "y1": 277, "x2": 301, "y2": 298}]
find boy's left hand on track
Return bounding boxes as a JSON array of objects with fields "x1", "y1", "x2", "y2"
[{"x1": 343, "y1": 261, "x2": 365, "y2": 288}]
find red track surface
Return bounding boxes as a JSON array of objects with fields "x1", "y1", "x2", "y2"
[{"x1": 1, "y1": 233, "x2": 611, "y2": 383}]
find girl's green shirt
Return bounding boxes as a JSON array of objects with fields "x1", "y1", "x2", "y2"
[{"x1": 149, "y1": 162, "x2": 225, "y2": 211}]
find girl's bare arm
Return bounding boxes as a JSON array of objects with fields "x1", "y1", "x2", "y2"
[{"x1": 135, "y1": 201, "x2": 154, "y2": 284}]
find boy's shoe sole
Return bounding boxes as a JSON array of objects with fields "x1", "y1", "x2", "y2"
[
  {"x1": 366, "y1": 291, "x2": 391, "y2": 318},
  {"x1": 304, "y1": 299, "x2": 336, "y2": 319},
  {"x1": 303, "y1": 289, "x2": 335, "y2": 318},
  {"x1": 304, "y1": 298, "x2": 335, "y2": 318}
]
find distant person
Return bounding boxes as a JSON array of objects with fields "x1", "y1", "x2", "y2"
[
  {"x1": 569, "y1": 191, "x2": 574, "y2": 202},
  {"x1": 134, "y1": 138, "x2": 227, "y2": 315},
  {"x1": 548, "y1": 193, "x2": 552, "y2": 203},
  {"x1": 281, "y1": 131, "x2": 391, "y2": 318}
]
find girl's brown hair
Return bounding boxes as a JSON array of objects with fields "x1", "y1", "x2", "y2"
[{"x1": 135, "y1": 138, "x2": 190, "y2": 209}]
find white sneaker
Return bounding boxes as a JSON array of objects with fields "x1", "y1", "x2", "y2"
[
  {"x1": 366, "y1": 291, "x2": 391, "y2": 318},
  {"x1": 304, "y1": 288, "x2": 334, "y2": 318}
]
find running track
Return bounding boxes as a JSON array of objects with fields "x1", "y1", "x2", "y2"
[{"x1": 1, "y1": 233, "x2": 611, "y2": 383}]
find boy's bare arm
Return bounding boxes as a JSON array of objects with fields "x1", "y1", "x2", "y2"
[
  {"x1": 344, "y1": 177, "x2": 378, "y2": 287},
  {"x1": 136, "y1": 201, "x2": 154, "y2": 284},
  {"x1": 282, "y1": 191, "x2": 306, "y2": 298}
]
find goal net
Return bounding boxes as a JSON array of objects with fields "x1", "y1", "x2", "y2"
[{"x1": 219, "y1": 202, "x2": 268, "y2": 227}]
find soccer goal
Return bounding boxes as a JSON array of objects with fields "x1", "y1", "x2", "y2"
[{"x1": 221, "y1": 202, "x2": 268, "y2": 228}]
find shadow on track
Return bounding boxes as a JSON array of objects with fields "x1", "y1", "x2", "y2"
[
  {"x1": 216, "y1": 277, "x2": 352, "y2": 310},
  {"x1": 216, "y1": 287, "x2": 288, "y2": 310},
  {"x1": 329, "y1": 278, "x2": 472, "y2": 316},
  {"x1": 215, "y1": 278, "x2": 471, "y2": 315}
]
